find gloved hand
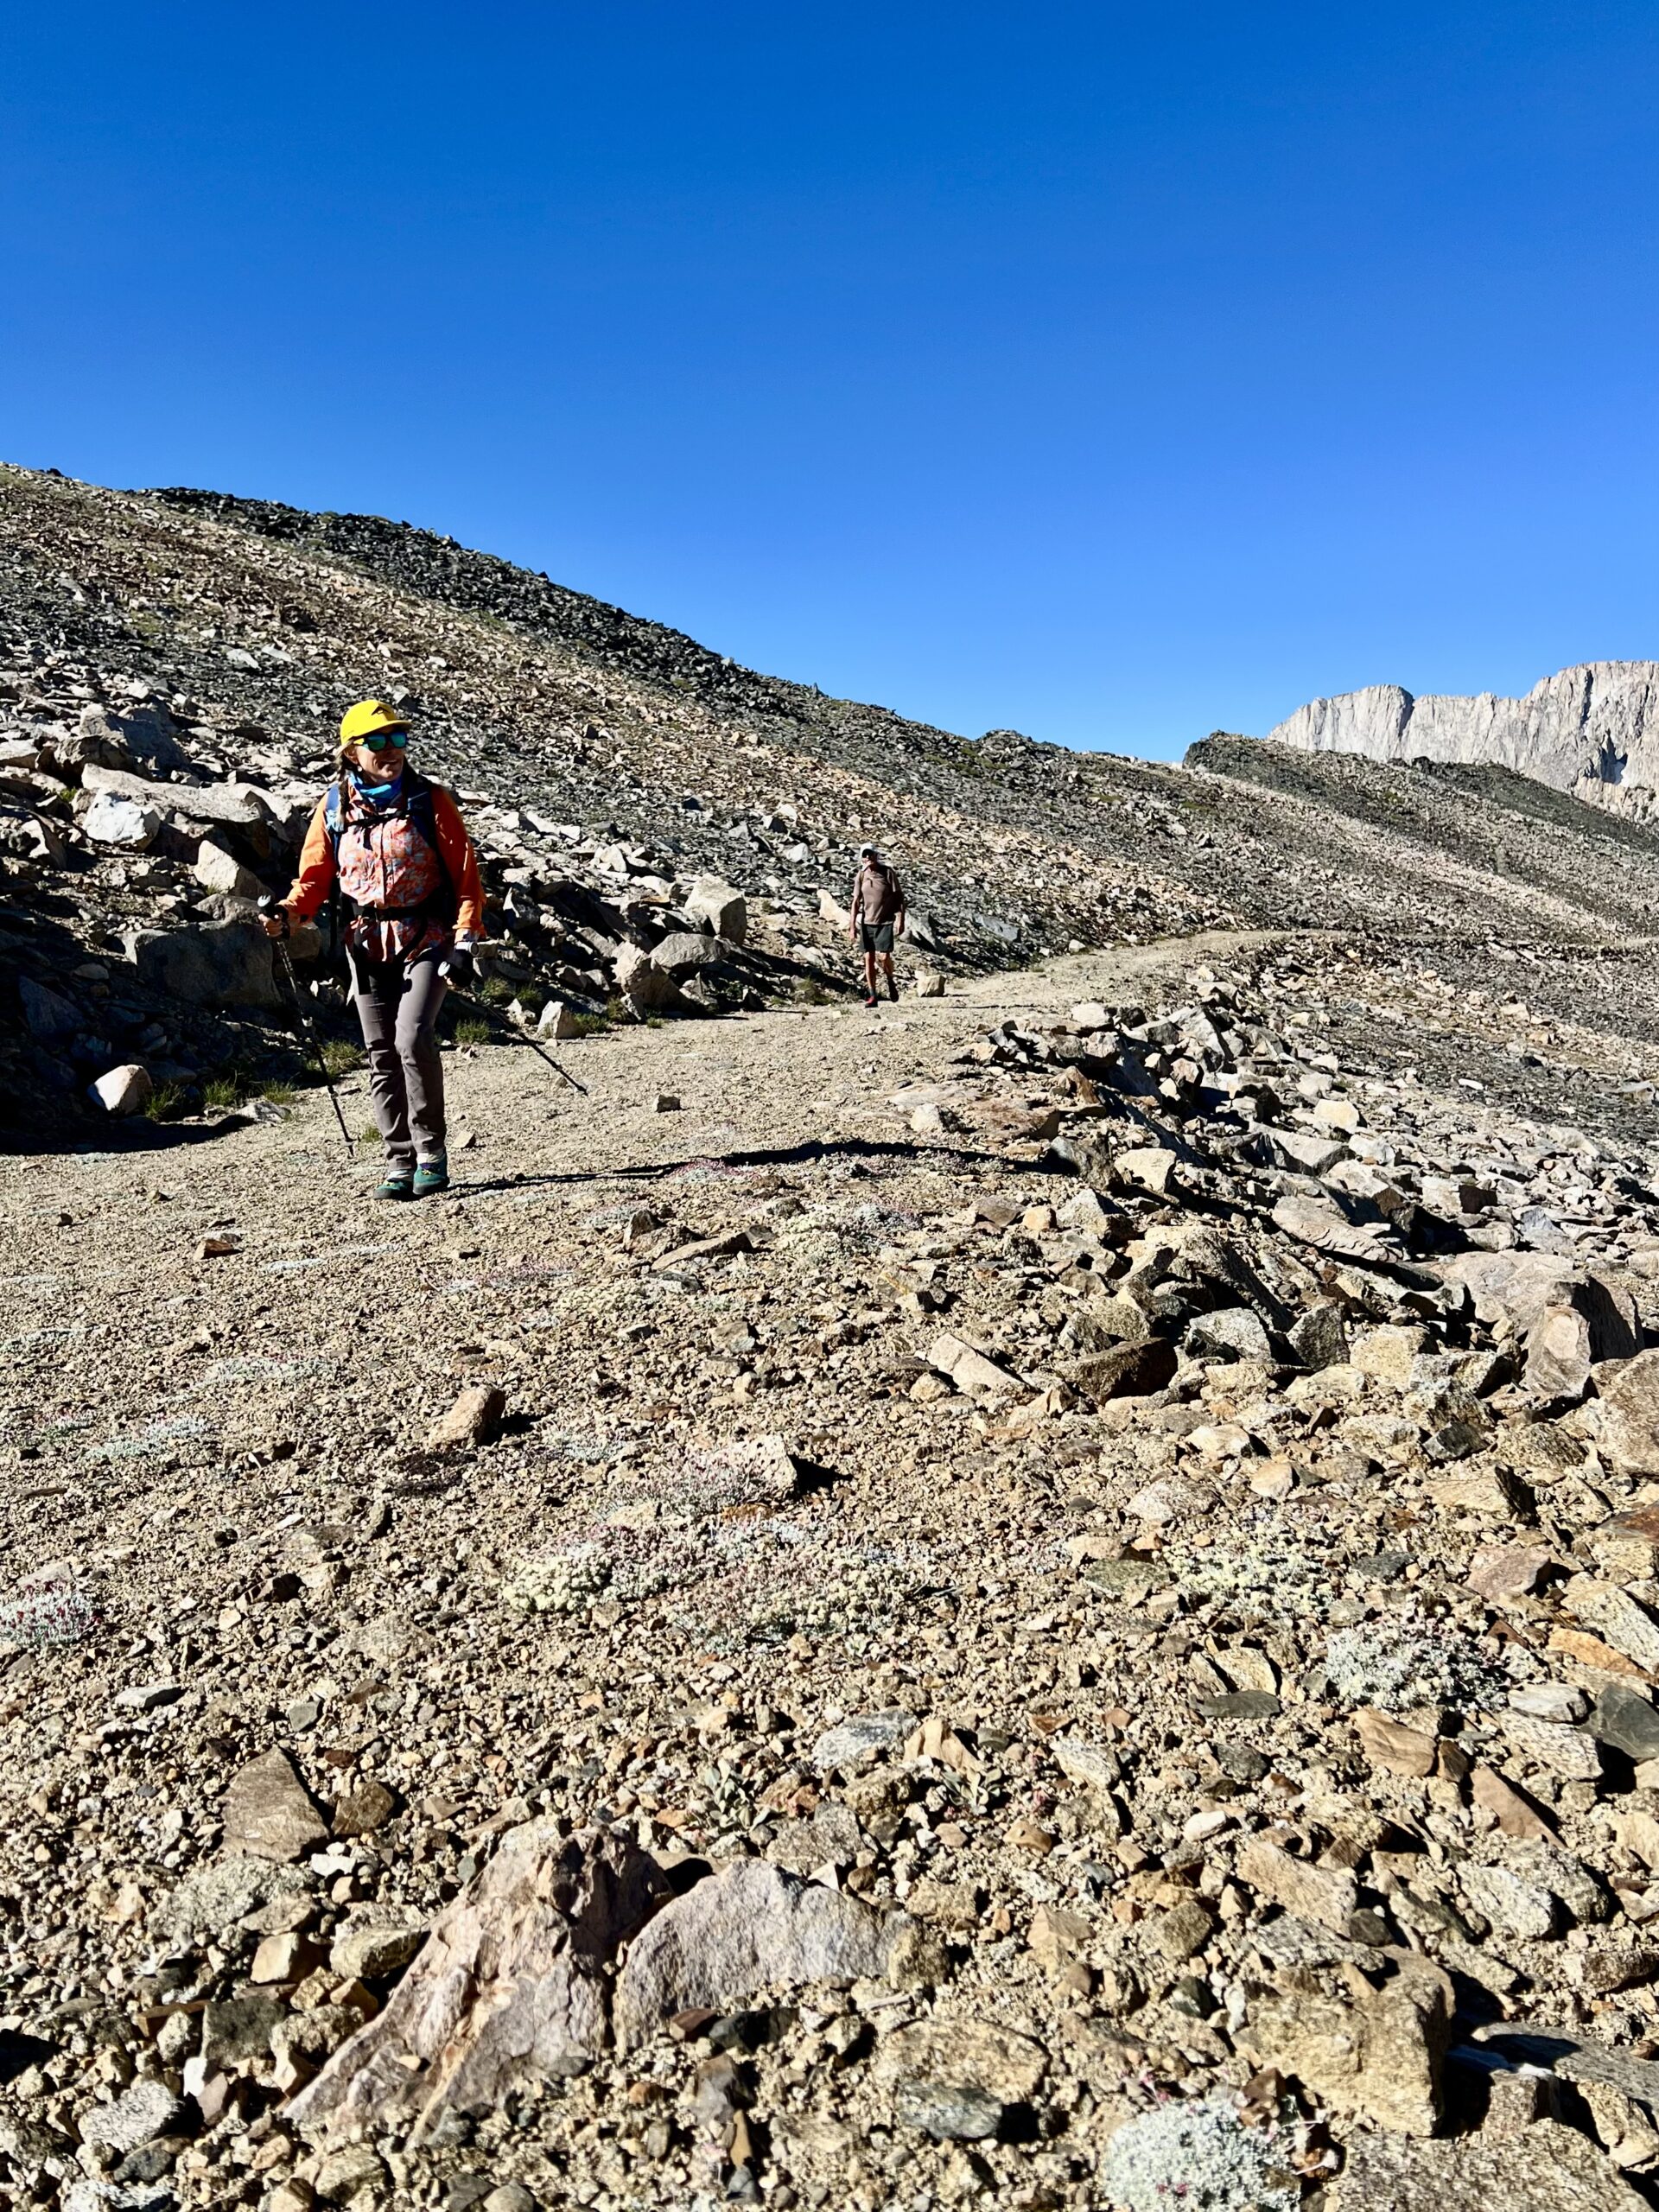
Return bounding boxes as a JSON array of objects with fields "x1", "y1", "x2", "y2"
[
  {"x1": 445, "y1": 934, "x2": 480, "y2": 984},
  {"x1": 257, "y1": 896, "x2": 289, "y2": 941}
]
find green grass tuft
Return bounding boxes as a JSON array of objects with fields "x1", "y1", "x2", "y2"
[
  {"x1": 144, "y1": 1080, "x2": 189, "y2": 1122},
  {"x1": 454, "y1": 1017, "x2": 491, "y2": 1046}
]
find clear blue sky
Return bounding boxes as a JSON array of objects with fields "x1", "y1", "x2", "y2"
[{"x1": 2, "y1": 4, "x2": 1655, "y2": 758}]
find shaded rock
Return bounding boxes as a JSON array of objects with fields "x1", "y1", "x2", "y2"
[
  {"x1": 222, "y1": 1749, "x2": 330, "y2": 1864},
  {"x1": 1589, "y1": 1686, "x2": 1659, "y2": 1764},
  {"x1": 20, "y1": 977, "x2": 79, "y2": 1040},
  {"x1": 613, "y1": 1859, "x2": 905, "y2": 2050},
  {"x1": 1062, "y1": 1338, "x2": 1178, "y2": 1403},
  {"x1": 1288, "y1": 1300, "x2": 1348, "y2": 1370},
  {"x1": 126, "y1": 919, "x2": 279, "y2": 1009},
  {"x1": 290, "y1": 1822, "x2": 670, "y2": 2145}
]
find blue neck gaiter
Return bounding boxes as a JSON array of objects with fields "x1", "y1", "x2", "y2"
[{"x1": 350, "y1": 767, "x2": 404, "y2": 806}]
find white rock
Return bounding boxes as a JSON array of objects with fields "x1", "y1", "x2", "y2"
[
  {"x1": 193, "y1": 840, "x2": 261, "y2": 897},
  {"x1": 89, "y1": 1064, "x2": 152, "y2": 1116},
  {"x1": 82, "y1": 791, "x2": 159, "y2": 849},
  {"x1": 685, "y1": 876, "x2": 747, "y2": 942}
]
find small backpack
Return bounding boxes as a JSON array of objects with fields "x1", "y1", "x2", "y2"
[{"x1": 321, "y1": 769, "x2": 460, "y2": 947}]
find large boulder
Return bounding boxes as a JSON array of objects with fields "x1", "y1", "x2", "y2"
[
  {"x1": 89, "y1": 1064, "x2": 152, "y2": 1117},
  {"x1": 685, "y1": 877, "x2": 747, "y2": 943},
  {"x1": 1329, "y1": 2116, "x2": 1646, "y2": 2211},
  {"x1": 613, "y1": 1859, "x2": 907, "y2": 2050},
  {"x1": 650, "y1": 931, "x2": 727, "y2": 978},
  {"x1": 125, "y1": 920, "x2": 279, "y2": 1009},
  {"x1": 82, "y1": 792, "x2": 160, "y2": 849},
  {"x1": 19, "y1": 977, "x2": 79, "y2": 1041},
  {"x1": 1238, "y1": 1955, "x2": 1452, "y2": 2136},
  {"x1": 83, "y1": 760, "x2": 270, "y2": 830},
  {"x1": 613, "y1": 942, "x2": 678, "y2": 1014},
  {"x1": 290, "y1": 1822, "x2": 671, "y2": 2146}
]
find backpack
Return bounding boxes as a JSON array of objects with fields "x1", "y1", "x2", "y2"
[{"x1": 322, "y1": 768, "x2": 460, "y2": 948}]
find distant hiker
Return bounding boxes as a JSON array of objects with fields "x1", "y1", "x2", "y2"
[
  {"x1": 264, "y1": 699, "x2": 485, "y2": 1199},
  {"x1": 849, "y1": 842, "x2": 906, "y2": 1006}
]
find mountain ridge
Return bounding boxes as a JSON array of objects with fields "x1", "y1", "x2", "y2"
[{"x1": 1265, "y1": 658, "x2": 1659, "y2": 813}]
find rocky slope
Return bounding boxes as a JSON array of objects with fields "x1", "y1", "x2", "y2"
[
  {"x1": 1265, "y1": 664, "x2": 1659, "y2": 817},
  {"x1": 13, "y1": 464, "x2": 1659, "y2": 2207},
  {"x1": 9, "y1": 467, "x2": 1659, "y2": 1153},
  {"x1": 8, "y1": 935, "x2": 1659, "y2": 2212}
]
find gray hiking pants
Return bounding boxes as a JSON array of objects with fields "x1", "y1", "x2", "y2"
[{"x1": 350, "y1": 949, "x2": 448, "y2": 1172}]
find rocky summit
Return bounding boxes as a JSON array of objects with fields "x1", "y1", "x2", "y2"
[
  {"x1": 1265, "y1": 661, "x2": 1659, "y2": 818},
  {"x1": 10, "y1": 466, "x2": 1659, "y2": 2212}
]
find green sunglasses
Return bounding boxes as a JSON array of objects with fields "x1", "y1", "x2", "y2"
[{"x1": 355, "y1": 730, "x2": 408, "y2": 751}]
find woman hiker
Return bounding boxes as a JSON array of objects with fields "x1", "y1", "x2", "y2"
[{"x1": 264, "y1": 698, "x2": 486, "y2": 1199}]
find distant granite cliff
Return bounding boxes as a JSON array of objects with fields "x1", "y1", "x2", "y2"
[{"x1": 1266, "y1": 660, "x2": 1659, "y2": 813}]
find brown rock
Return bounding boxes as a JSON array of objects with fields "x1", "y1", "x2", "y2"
[
  {"x1": 1236, "y1": 1833, "x2": 1358, "y2": 1931},
  {"x1": 1062, "y1": 1338, "x2": 1179, "y2": 1403},
  {"x1": 223, "y1": 1749, "x2": 329, "y2": 1865},
  {"x1": 1471, "y1": 1764, "x2": 1555, "y2": 1840},
  {"x1": 1601, "y1": 1351, "x2": 1659, "y2": 1478},
  {"x1": 1355, "y1": 1706, "x2": 1437, "y2": 1777},
  {"x1": 289, "y1": 1822, "x2": 671, "y2": 2145},
  {"x1": 1468, "y1": 1543, "x2": 1554, "y2": 1600},
  {"x1": 426, "y1": 1383, "x2": 506, "y2": 1450},
  {"x1": 1329, "y1": 2117, "x2": 1646, "y2": 2211},
  {"x1": 333, "y1": 1780, "x2": 399, "y2": 1838},
  {"x1": 1241, "y1": 1955, "x2": 1452, "y2": 2136}
]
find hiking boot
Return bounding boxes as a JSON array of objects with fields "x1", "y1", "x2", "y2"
[
  {"x1": 412, "y1": 1155, "x2": 449, "y2": 1198},
  {"x1": 887, "y1": 974, "x2": 899, "y2": 1002},
  {"x1": 864, "y1": 993, "x2": 879, "y2": 1009},
  {"x1": 375, "y1": 1172, "x2": 414, "y2": 1201}
]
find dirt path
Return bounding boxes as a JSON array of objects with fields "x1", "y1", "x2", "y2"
[{"x1": 5, "y1": 929, "x2": 1274, "y2": 1244}]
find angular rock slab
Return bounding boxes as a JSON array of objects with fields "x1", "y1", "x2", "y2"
[
  {"x1": 613, "y1": 1859, "x2": 906, "y2": 2050},
  {"x1": 222, "y1": 1749, "x2": 329, "y2": 1865},
  {"x1": 1240, "y1": 1956, "x2": 1452, "y2": 2135},
  {"x1": 290, "y1": 1822, "x2": 670, "y2": 2145},
  {"x1": 1329, "y1": 2117, "x2": 1646, "y2": 2211}
]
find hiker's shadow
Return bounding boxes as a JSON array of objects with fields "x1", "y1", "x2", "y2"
[{"x1": 454, "y1": 1133, "x2": 1063, "y2": 1198}]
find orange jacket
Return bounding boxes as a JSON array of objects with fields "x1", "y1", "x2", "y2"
[{"x1": 283, "y1": 780, "x2": 485, "y2": 942}]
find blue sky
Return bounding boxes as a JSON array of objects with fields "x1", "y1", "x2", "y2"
[{"x1": 2, "y1": 3, "x2": 1655, "y2": 758}]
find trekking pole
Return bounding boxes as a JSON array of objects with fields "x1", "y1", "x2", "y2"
[
  {"x1": 439, "y1": 950, "x2": 589, "y2": 1095},
  {"x1": 257, "y1": 899, "x2": 356, "y2": 1155}
]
